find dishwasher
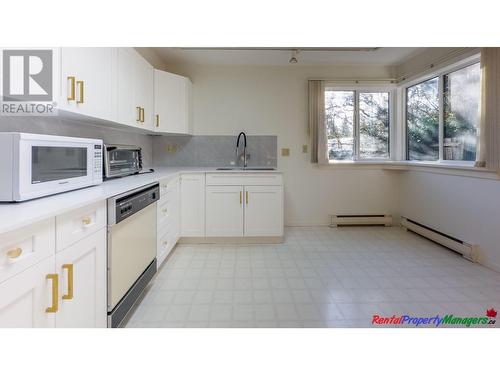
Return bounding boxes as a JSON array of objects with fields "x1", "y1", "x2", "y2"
[{"x1": 107, "y1": 182, "x2": 159, "y2": 327}]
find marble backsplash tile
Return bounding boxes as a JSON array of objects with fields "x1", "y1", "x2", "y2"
[{"x1": 153, "y1": 135, "x2": 277, "y2": 167}]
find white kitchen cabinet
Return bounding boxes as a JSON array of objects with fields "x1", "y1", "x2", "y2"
[
  {"x1": 154, "y1": 69, "x2": 192, "y2": 134},
  {"x1": 205, "y1": 186, "x2": 244, "y2": 237},
  {"x1": 0, "y1": 256, "x2": 56, "y2": 328},
  {"x1": 244, "y1": 186, "x2": 284, "y2": 237},
  {"x1": 0, "y1": 201, "x2": 107, "y2": 328},
  {"x1": 180, "y1": 173, "x2": 205, "y2": 237},
  {"x1": 55, "y1": 228, "x2": 106, "y2": 328},
  {"x1": 59, "y1": 47, "x2": 117, "y2": 121},
  {"x1": 203, "y1": 173, "x2": 284, "y2": 238},
  {"x1": 117, "y1": 48, "x2": 154, "y2": 130},
  {"x1": 157, "y1": 175, "x2": 181, "y2": 266}
]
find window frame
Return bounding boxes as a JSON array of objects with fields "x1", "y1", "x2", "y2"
[
  {"x1": 323, "y1": 83, "x2": 396, "y2": 163},
  {"x1": 401, "y1": 54, "x2": 481, "y2": 166}
]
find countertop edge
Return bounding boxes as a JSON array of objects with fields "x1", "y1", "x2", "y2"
[{"x1": 0, "y1": 167, "x2": 282, "y2": 235}]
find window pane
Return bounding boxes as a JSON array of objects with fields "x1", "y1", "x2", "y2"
[
  {"x1": 359, "y1": 92, "x2": 390, "y2": 158},
  {"x1": 406, "y1": 77, "x2": 439, "y2": 161},
  {"x1": 443, "y1": 63, "x2": 480, "y2": 161},
  {"x1": 325, "y1": 90, "x2": 354, "y2": 160}
]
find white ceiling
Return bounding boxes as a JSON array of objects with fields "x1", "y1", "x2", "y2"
[{"x1": 153, "y1": 47, "x2": 426, "y2": 67}]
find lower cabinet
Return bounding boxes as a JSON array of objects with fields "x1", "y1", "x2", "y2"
[
  {"x1": 180, "y1": 173, "x2": 206, "y2": 237},
  {"x1": 0, "y1": 256, "x2": 55, "y2": 328},
  {"x1": 205, "y1": 184, "x2": 284, "y2": 237},
  {"x1": 244, "y1": 185, "x2": 283, "y2": 236},
  {"x1": 206, "y1": 186, "x2": 244, "y2": 236},
  {"x1": 55, "y1": 228, "x2": 106, "y2": 328},
  {"x1": 0, "y1": 202, "x2": 107, "y2": 328},
  {"x1": 157, "y1": 175, "x2": 181, "y2": 266}
]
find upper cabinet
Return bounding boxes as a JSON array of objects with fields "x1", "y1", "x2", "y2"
[
  {"x1": 117, "y1": 48, "x2": 154, "y2": 131},
  {"x1": 56, "y1": 48, "x2": 189, "y2": 134},
  {"x1": 154, "y1": 69, "x2": 192, "y2": 134},
  {"x1": 59, "y1": 48, "x2": 117, "y2": 122}
]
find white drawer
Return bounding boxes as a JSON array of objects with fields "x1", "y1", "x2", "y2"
[
  {"x1": 56, "y1": 201, "x2": 106, "y2": 252},
  {"x1": 159, "y1": 175, "x2": 179, "y2": 196},
  {"x1": 0, "y1": 218, "x2": 55, "y2": 283},
  {"x1": 157, "y1": 230, "x2": 177, "y2": 263},
  {"x1": 206, "y1": 173, "x2": 283, "y2": 186},
  {"x1": 157, "y1": 198, "x2": 178, "y2": 229}
]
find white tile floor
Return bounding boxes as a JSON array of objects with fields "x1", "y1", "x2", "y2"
[{"x1": 125, "y1": 226, "x2": 500, "y2": 328}]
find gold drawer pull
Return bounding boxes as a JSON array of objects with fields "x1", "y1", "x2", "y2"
[
  {"x1": 156, "y1": 114, "x2": 160, "y2": 127},
  {"x1": 62, "y1": 264, "x2": 74, "y2": 300},
  {"x1": 240, "y1": 191, "x2": 242, "y2": 205},
  {"x1": 246, "y1": 191, "x2": 249, "y2": 205},
  {"x1": 76, "y1": 80, "x2": 84, "y2": 104},
  {"x1": 67, "y1": 76, "x2": 76, "y2": 101},
  {"x1": 45, "y1": 274, "x2": 59, "y2": 313},
  {"x1": 82, "y1": 216, "x2": 92, "y2": 226},
  {"x1": 6, "y1": 247, "x2": 22, "y2": 259}
]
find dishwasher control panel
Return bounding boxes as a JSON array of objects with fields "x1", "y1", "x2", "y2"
[{"x1": 112, "y1": 183, "x2": 160, "y2": 224}]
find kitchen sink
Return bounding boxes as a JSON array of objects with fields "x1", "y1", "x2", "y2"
[{"x1": 216, "y1": 167, "x2": 276, "y2": 171}]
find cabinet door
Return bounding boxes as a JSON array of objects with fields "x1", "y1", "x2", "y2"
[
  {"x1": 0, "y1": 256, "x2": 55, "y2": 328},
  {"x1": 244, "y1": 186, "x2": 283, "y2": 237},
  {"x1": 180, "y1": 174, "x2": 205, "y2": 237},
  {"x1": 117, "y1": 48, "x2": 139, "y2": 127},
  {"x1": 55, "y1": 228, "x2": 106, "y2": 328},
  {"x1": 206, "y1": 186, "x2": 243, "y2": 237},
  {"x1": 135, "y1": 54, "x2": 154, "y2": 131},
  {"x1": 60, "y1": 48, "x2": 116, "y2": 121}
]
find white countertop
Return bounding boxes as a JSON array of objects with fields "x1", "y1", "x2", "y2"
[{"x1": 0, "y1": 167, "x2": 281, "y2": 234}]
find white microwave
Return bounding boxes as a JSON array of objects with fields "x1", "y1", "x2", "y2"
[{"x1": 0, "y1": 133, "x2": 103, "y2": 202}]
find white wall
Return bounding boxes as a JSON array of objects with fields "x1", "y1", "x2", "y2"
[
  {"x1": 397, "y1": 47, "x2": 500, "y2": 273},
  {"x1": 399, "y1": 172, "x2": 500, "y2": 272},
  {"x1": 164, "y1": 64, "x2": 401, "y2": 226}
]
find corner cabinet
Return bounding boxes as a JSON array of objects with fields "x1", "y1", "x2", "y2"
[
  {"x1": 154, "y1": 69, "x2": 192, "y2": 134},
  {"x1": 180, "y1": 173, "x2": 206, "y2": 237},
  {"x1": 204, "y1": 173, "x2": 284, "y2": 238}
]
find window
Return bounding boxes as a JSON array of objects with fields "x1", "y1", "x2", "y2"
[
  {"x1": 324, "y1": 87, "x2": 391, "y2": 161},
  {"x1": 406, "y1": 62, "x2": 480, "y2": 162}
]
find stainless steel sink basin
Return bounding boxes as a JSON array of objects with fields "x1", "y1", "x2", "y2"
[{"x1": 216, "y1": 167, "x2": 276, "y2": 171}]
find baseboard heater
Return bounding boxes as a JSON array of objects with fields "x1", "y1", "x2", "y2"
[
  {"x1": 330, "y1": 214, "x2": 392, "y2": 227},
  {"x1": 401, "y1": 217, "x2": 478, "y2": 262}
]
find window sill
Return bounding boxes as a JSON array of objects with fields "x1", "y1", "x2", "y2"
[{"x1": 318, "y1": 160, "x2": 500, "y2": 179}]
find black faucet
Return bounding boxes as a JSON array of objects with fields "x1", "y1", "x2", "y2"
[{"x1": 236, "y1": 131, "x2": 247, "y2": 168}]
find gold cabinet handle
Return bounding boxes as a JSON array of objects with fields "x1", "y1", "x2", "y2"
[
  {"x1": 45, "y1": 274, "x2": 59, "y2": 313},
  {"x1": 246, "y1": 191, "x2": 249, "y2": 205},
  {"x1": 140, "y1": 107, "x2": 145, "y2": 123},
  {"x1": 82, "y1": 216, "x2": 92, "y2": 226},
  {"x1": 240, "y1": 191, "x2": 242, "y2": 205},
  {"x1": 6, "y1": 247, "x2": 22, "y2": 259},
  {"x1": 156, "y1": 114, "x2": 160, "y2": 127},
  {"x1": 76, "y1": 80, "x2": 84, "y2": 104},
  {"x1": 136, "y1": 106, "x2": 141, "y2": 122},
  {"x1": 62, "y1": 264, "x2": 74, "y2": 300},
  {"x1": 67, "y1": 76, "x2": 76, "y2": 101}
]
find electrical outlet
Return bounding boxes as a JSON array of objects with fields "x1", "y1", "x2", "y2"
[
  {"x1": 281, "y1": 148, "x2": 290, "y2": 157},
  {"x1": 165, "y1": 145, "x2": 178, "y2": 153},
  {"x1": 302, "y1": 145, "x2": 308, "y2": 153}
]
